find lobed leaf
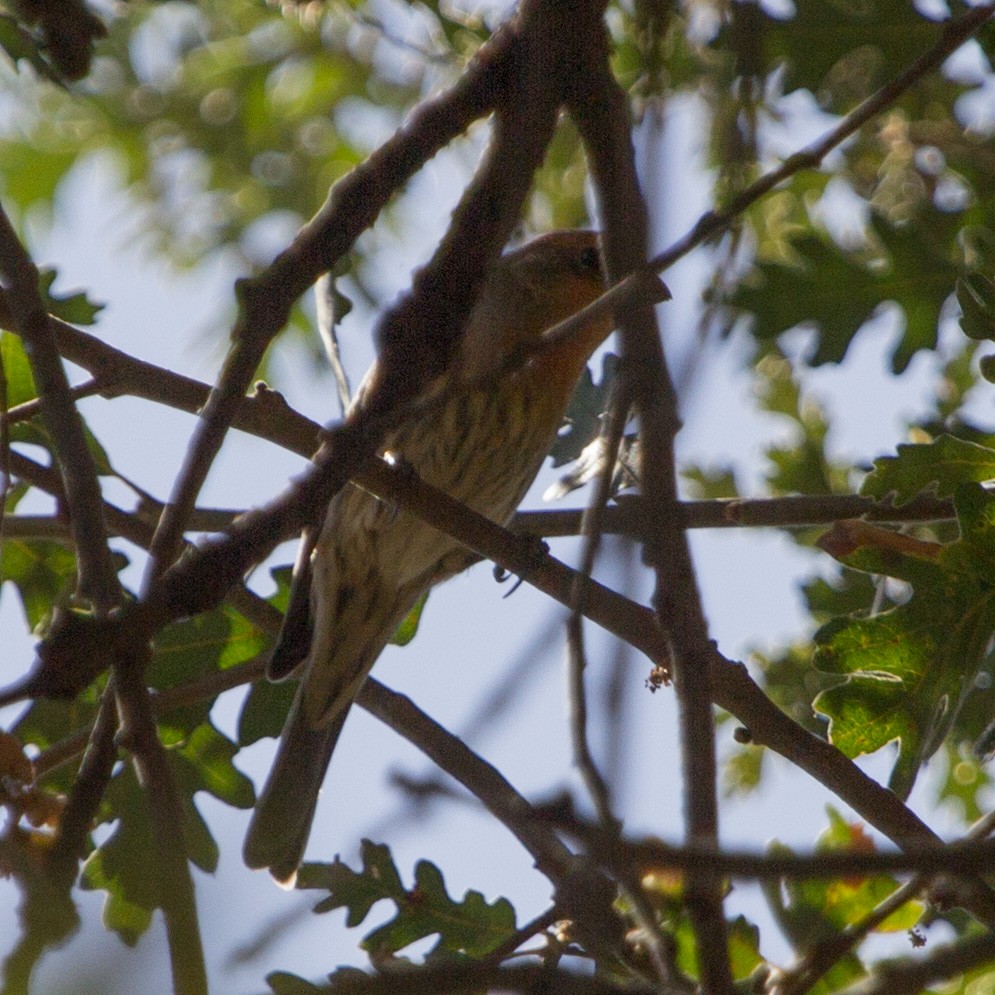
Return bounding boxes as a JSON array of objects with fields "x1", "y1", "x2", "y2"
[
  {"x1": 298, "y1": 840, "x2": 516, "y2": 958},
  {"x1": 862, "y1": 434, "x2": 995, "y2": 505},
  {"x1": 814, "y1": 484, "x2": 995, "y2": 798}
]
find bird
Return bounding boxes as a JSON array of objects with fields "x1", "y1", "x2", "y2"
[{"x1": 244, "y1": 229, "x2": 614, "y2": 882}]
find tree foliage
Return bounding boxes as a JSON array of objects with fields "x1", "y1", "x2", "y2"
[{"x1": 3, "y1": 0, "x2": 995, "y2": 993}]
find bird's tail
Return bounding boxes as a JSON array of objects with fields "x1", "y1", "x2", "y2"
[{"x1": 242, "y1": 683, "x2": 349, "y2": 884}]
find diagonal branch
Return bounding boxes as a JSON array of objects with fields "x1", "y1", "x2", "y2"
[
  {"x1": 646, "y1": 2, "x2": 995, "y2": 284},
  {"x1": 139, "y1": 0, "x2": 531, "y2": 583},
  {"x1": 136, "y1": 0, "x2": 589, "y2": 630}
]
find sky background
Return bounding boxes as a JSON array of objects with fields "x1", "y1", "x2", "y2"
[{"x1": 1, "y1": 9, "x2": 990, "y2": 991}]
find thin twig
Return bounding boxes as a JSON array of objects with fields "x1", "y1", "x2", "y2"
[
  {"x1": 357, "y1": 678, "x2": 575, "y2": 882},
  {"x1": 357, "y1": 678, "x2": 637, "y2": 978},
  {"x1": 343, "y1": 4, "x2": 453, "y2": 66},
  {"x1": 305, "y1": 964, "x2": 659, "y2": 995},
  {"x1": 567, "y1": 384, "x2": 629, "y2": 825},
  {"x1": 315, "y1": 273, "x2": 352, "y2": 416},
  {"x1": 4, "y1": 449, "x2": 280, "y2": 638},
  {"x1": 34, "y1": 653, "x2": 270, "y2": 781},
  {"x1": 518, "y1": 493, "x2": 957, "y2": 535},
  {"x1": 480, "y1": 906, "x2": 561, "y2": 964},
  {"x1": 3, "y1": 378, "x2": 101, "y2": 425},
  {"x1": 43, "y1": 685, "x2": 118, "y2": 889},
  {"x1": 566, "y1": 619, "x2": 616, "y2": 827},
  {"x1": 644, "y1": 3, "x2": 995, "y2": 280}
]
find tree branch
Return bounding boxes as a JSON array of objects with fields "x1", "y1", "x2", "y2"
[
  {"x1": 568, "y1": 18, "x2": 733, "y2": 992},
  {"x1": 644, "y1": 3, "x2": 995, "y2": 282},
  {"x1": 0, "y1": 201, "x2": 119, "y2": 611},
  {"x1": 113, "y1": 652, "x2": 207, "y2": 995},
  {"x1": 138, "y1": 10, "x2": 523, "y2": 580}
]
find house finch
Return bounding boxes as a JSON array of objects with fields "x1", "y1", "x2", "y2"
[{"x1": 244, "y1": 230, "x2": 612, "y2": 881}]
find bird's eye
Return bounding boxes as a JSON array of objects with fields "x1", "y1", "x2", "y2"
[{"x1": 579, "y1": 246, "x2": 600, "y2": 271}]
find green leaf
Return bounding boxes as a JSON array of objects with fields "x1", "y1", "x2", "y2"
[
  {"x1": 0, "y1": 139, "x2": 77, "y2": 214},
  {"x1": 80, "y1": 766, "x2": 160, "y2": 946},
  {"x1": 174, "y1": 721, "x2": 255, "y2": 811},
  {"x1": 238, "y1": 567, "x2": 298, "y2": 745},
  {"x1": 816, "y1": 809, "x2": 922, "y2": 932},
  {"x1": 762, "y1": 809, "x2": 921, "y2": 989},
  {"x1": 298, "y1": 840, "x2": 517, "y2": 958},
  {"x1": 390, "y1": 590, "x2": 429, "y2": 647},
  {"x1": 938, "y1": 742, "x2": 992, "y2": 825},
  {"x1": 753, "y1": 351, "x2": 843, "y2": 501},
  {"x1": 0, "y1": 537, "x2": 77, "y2": 632},
  {"x1": 96, "y1": 886, "x2": 153, "y2": 948},
  {"x1": 748, "y1": 643, "x2": 834, "y2": 738},
  {"x1": 36, "y1": 269, "x2": 104, "y2": 326},
  {"x1": 144, "y1": 607, "x2": 263, "y2": 824},
  {"x1": 814, "y1": 485, "x2": 995, "y2": 798},
  {"x1": 804, "y1": 571, "x2": 888, "y2": 625},
  {"x1": 0, "y1": 14, "x2": 61, "y2": 82},
  {"x1": 870, "y1": 213, "x2": 963, "y2": 373},
  {"x1": 681, "y1": 464, "x2": 739, "y2": 500},
  {"x1": 861, "y1": 434, "x2": 995, "y2": 505},
  {"x1": 0, "y1": 331, "x2": 115, "y2": 472},
  {"x1": 150, "y1": 603, "x2": 270, "y2": 737},
  {"x1": 528, "y1": 117, "x2": 591, "y2": 232},
  {"x1": 636, "y1": 880, "x2": 763, "y2": 984},
  {"x1": 1, "y1": 330, "x2": 38, "y2": 408},
  {"x1": 80, "y1": 718, "x2": 254, "y2": 942},
  {"x1": 734, "y1": 213, "x2": 961, "y2": 373},
  {"x1": 299, "y1": 840, "x2": 406, "y2": 928},
  {"x1": 727, "y1": 915, "x2": 763, "y2": 981},
  {"x1": 717, "y1": 0, "x2": 946, "y2": 111},
  {"x1": 266, "y1": 973, "x2": 326, "y2": 994},
  {"x1": 723, "y1": 746, "x2": 764, "y2": 797},
  {"x1": 364, "y1": 860, "x2": 515, "y2": 958},
  {"x1": 14, "y1": 684, "x2": 104, "y2": 797},
  {"x1": 267, "y1": 565, "x2": 295, "y2": 614},
  {"x1": 151, "y1": 605, "x2": 269, "y2": 688}
]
